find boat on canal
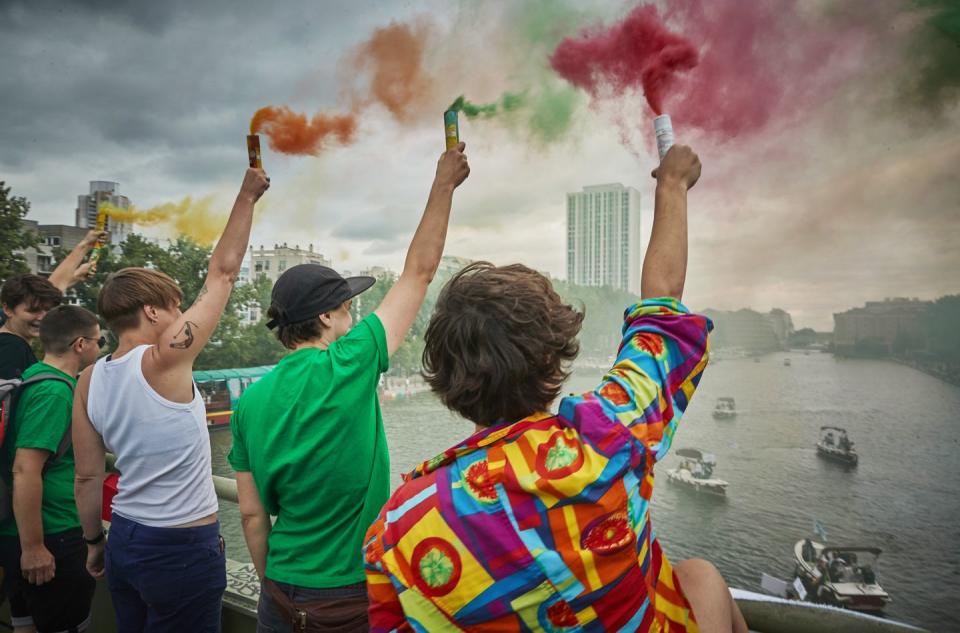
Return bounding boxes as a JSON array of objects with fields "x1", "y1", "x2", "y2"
[
  {"x1": 666, "y1": 448, "x2": 729, "y2": 496},
  {"x1": 713, "y1": 396, "x2": 737, "y2": 420},
  {"x1": 194, "y1": 365, "x2": 425, "y2": 428},
  {"x1": 817, "y1": 426, "x2": 859, "y2": 467},
  {"x1": 793, "y1": 539, "x2": 892, "y2": 614},
  {"x1": 194, "y1": 366, "x2": 273, "y2": 429}
]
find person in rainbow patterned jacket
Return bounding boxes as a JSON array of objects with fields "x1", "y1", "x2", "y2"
[{"x1": 363, "y1": 145, "x2": 748, "y2": 633}]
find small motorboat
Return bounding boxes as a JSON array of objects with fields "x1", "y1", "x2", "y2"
[
  {"x1": 817, "y1": 426, "x2": 858, "y2": 467},
  {"x1": 784, "y1": 357, "x2": 792, "y2": 366},
  {"x1": 666, "y1": 448, "x2": 728, "y2": 496},
  {"x1": 793, "y1": 539, "x2": 891, "y2": 613},
  {"x1": 712, "y1": 396, "x2": 737, "y2": 420}
]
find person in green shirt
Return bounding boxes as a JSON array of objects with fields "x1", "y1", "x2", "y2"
[
  {"x1": 0, "y1": 305, "x2": 103, "y2": 633},
  {"x1": 230, "y1": 142, "x2": 470, "y2": 632}
]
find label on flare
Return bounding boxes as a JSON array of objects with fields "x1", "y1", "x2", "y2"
[
  {"x1": 247, "y1": 135, "x2": 263, "y2": 168},
  {"x1": 443, "y1": 110, "x2": 459, "y2": 150},
  {"x1": 653, "y1": 115, "x2": 674, "y2": 160}
]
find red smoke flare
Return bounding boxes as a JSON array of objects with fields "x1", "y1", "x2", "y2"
[
  {"x1": 250, "y1": 106, "x2": 357, "y2": 155},
  {"x1": 549, "y1": 4, "x2": 698, "y2": 115}
]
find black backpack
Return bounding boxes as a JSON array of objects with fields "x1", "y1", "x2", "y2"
[{"x1": 0, "y1": 373, "x2": 76, "y2": 522}]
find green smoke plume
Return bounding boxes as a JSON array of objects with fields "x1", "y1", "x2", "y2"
[
  {"x1": 526, "y1": 86, "x2": 579, "y2": 143},
  {"x1": 444, "y1": 0, "x2": 592, "y2": 145},
  {"x1": 901, "y1": 0, "x2": 960, "y2": 115},
  {"x1": 449, "y1": 87, "x2": 580, "y2": 145},
  {"x1": 448, "y1": 93, "x2": 525, "y2": 118}
]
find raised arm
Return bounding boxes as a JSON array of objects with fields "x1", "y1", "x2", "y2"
[
  {"x1": 564, "y1": 146, "x2": 708, "y2": 463},
  {"x1": 640, "y1": 145, "x2": 701, "y2": 301},
  {"x1": 375, "y1": 143, "x2": 469, "y2": 355},
  {"x1": 150, "y1": 168, "x2": 269, "y2": 370},
  {"x1": 47, "y1": 229, "x2": 107, "y2": 292}
]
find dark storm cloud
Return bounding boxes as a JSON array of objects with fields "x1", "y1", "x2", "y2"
[
  {"x1": 1, "y1": 0, "x2": 178, "y2": 35},
  {"x1": 0, "y1": 0, "x2": 409, "y2": 186}
]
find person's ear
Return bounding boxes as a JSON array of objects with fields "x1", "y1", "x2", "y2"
[{"x1": 142, "y1": 305, "x2": 160, "y2": 326}]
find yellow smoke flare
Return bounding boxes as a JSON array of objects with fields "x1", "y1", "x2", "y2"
[{"x1": 99, "y1": 197, "x2": 227, "y2": 245}]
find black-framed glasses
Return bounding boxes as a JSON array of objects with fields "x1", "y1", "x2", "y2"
[{"x1": 73, "y1": 335, "x2": 107, "y2": 349}]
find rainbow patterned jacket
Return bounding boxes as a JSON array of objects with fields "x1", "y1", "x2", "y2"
[{"x1": 363, "y1": 298, "x2": 713, "y2": 632}]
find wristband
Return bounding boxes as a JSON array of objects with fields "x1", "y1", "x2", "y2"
[{"x1": 83, "y1": 530, "x2": 106, "y2": 545}]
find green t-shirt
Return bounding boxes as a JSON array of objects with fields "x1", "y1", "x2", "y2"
[
  {"x1": 0, "y1": 362, "x2": 79, "y2": 536},
  {"x1": 228, "y1": 313, "x2": 390, "y2": 588}
]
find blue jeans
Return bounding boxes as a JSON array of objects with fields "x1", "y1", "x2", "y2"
[
  {"x1": 256, "y1": 578, "x2": 368, "y2": 633},
  {"x1": 106, "y1": 513, "x2": 226, "y2": 633}
]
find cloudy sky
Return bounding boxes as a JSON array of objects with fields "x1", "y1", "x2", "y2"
[{"x1": 2, "y1": 0, "x2": 958, "y2": 330}]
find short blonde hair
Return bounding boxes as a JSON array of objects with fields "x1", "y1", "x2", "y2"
[{"x1": 98, "y1": 268, "x2": 183, "y2": 332}]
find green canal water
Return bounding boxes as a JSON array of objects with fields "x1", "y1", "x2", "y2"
[{"x1": 209, "y1": 352, "x2": 960, "y2": 632}]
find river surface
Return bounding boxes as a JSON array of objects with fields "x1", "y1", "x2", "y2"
[{"x1": 210, "y1": 352, "x2": 960, "y2": 631}]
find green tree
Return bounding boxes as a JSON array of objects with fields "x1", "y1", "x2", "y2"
[
  {"x1": 0, "y1": 182, "x2": 41, "y2": 281},
  {"x1": 52, "y1": 233, "x2": 288, "y2": 369},
  {"x1": 789, "y1": 327, "x2": 818, "y2": 348},
  {"x1": 60, "y1": 236, "x2": 649, "y2": 373}
]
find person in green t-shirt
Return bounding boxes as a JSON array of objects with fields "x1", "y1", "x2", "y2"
[
  {"x1": 230, "y1": 142, "x2": 470, "y2": 631},
  {"x1": 0, "y1": 305, "x2": 103, "y2": 633}
]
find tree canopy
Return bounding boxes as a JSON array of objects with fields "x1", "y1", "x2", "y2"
[
  {"x1": 69, "y1": 235, "x2": 642, "y2": 373},
  {"x1": 0, "y1": 182, "x2": 40, "y2": 280}
]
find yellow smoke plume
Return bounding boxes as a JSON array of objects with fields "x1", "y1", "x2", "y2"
[{"x1": 99, "y1": 198, "x2": 227, "y2": 245}]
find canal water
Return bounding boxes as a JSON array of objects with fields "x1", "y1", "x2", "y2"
[{"x1": 210, "y1": 352, "x2": 960, "y2": 631}]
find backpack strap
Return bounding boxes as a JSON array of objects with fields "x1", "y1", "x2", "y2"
[{"x1": 14, "y1": 374, "x2": 76, "y2": 473}]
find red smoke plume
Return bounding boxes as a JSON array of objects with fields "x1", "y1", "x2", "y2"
[
  {"x1": 549, "y1": 1, "x2": 864, "y2": 142},
  {"x1": 549, "y1": 4, "x2": 698, "y2": 116},
  {"x1": 250, "y1": 106, "x2": 356, "y2": 156},
  {"x1": 662, "y1": 0, "x2": 858, "y2": 140}
]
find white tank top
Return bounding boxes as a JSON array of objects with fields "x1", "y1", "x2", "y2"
[{"x1": 87, "y1": 345, "x2": 218, "y2": 527}]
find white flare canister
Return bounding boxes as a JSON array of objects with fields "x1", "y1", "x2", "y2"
[{"x1": 653, "y1": 114, "x2": 674, "y2": 160}]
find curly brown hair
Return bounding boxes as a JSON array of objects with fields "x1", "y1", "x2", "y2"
[{"x1": 422, "y1": 262, "x2": 583, "y2": 426}]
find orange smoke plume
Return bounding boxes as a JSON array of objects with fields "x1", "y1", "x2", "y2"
[
  {"x1": 348, "y1": 20, "x2": 434, "y2": 123},
  {"x1": 250, "y1": 106, "x2": 357, "y2": 156}
]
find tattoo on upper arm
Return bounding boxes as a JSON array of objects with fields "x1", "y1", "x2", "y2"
[{"x1": 170, "y1": 321, "x2": 199, "y2": 349}]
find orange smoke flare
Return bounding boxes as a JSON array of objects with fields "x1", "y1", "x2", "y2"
[
  {"x1": 250, "y1": 106, "x2": 357, "y2": 155},
  {"x1": 349, "y1": 20, "x2": 434, "y2": 123}
]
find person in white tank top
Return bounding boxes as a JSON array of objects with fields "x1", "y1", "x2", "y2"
[{"x1": 72, "y1": 168, "x2": 269, "y2": 633}]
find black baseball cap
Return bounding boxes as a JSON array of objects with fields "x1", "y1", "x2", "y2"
[{"x1": 265, "y1": 264, "x2": 375, "y2": 330}]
